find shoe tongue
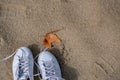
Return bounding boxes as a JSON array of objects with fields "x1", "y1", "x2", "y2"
[{"x1": 19, "y1": 73, "x2": 28, "y2": 80}]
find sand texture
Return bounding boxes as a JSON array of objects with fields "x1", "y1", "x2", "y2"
[{"x1": 0, "y1": 0, "x2": 120, "y2": 80}]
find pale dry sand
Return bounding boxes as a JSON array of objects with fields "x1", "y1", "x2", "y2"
[{"x1": 0, "y1": 0, "x2": 120, "y2": 80}]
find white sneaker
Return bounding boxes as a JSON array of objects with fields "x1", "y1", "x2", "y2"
[
  {"x1": 12, "y1": 47, "x2": 34, "y2": 80},
  {"x1": 38, "y1": 51, "x2": 64, "y2": 80}
]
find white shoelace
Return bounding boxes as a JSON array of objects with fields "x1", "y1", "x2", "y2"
[
  {"x1": 33, "y1": 47, "x2": 49, "y2": 79},
  {"x1": 43, "y1": 60, "x2": 56, "y2": 77},
  {"x1": 34, "y1": 59, "x2": 56, "y2": 80},
  {"x1": 0, "y1": 50, "x2": 17, "y2": 63},
  {"x1": 18, "y1": 57, "x2": 29, "y2": 79}
]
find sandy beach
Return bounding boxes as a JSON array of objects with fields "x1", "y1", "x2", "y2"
[{"x1": 0, "y1": 0, "x2": 120, "y2": 80}]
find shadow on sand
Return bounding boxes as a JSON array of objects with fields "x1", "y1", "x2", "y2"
[{"x1": 28, "y1": 44, "x2": 79, "y2": 80}]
